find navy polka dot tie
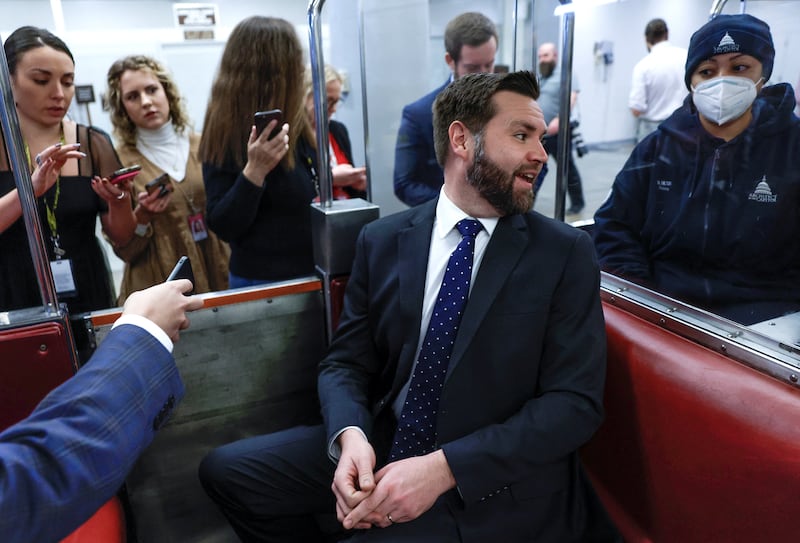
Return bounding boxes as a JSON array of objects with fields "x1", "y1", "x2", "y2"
[{"x1": 389, "y1": 218, "x2": 483, "y2": 461}]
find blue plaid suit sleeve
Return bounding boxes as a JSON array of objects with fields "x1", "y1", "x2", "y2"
[{"x1": 0, "y1": 324, "x2": 184, "y2": 543}]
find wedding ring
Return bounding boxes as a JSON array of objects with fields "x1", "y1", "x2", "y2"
[
  {"x1": 387, "y1": 514, "x2": 394, "y2": 524},
  {"x1": 116, "y1": 191, "x2": 126, "y2": 200},
  {"x1": 35, "y1": 154, "x2": 43, "y2": 167}
]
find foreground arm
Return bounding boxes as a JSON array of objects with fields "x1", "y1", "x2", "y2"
[{"x1": 0, "y1": 281, "x2": 202, "y2": 543}]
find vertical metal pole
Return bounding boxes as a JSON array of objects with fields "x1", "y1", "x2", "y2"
[
  {"x1": 511, "y1": 0, "x2": 519, "y2": 71},
  {"x1": 358, "y1": 0, "x2": 372, "y2": 201},
  {"x1": 0, "y1": 42, "x2": 59, "y2": 312},
  {"x1": 308, "y1": 0, "x2": 333, "y2": 207},
  {"x1": 554, "y1": 2, "x2": 575, "y2": 222}
]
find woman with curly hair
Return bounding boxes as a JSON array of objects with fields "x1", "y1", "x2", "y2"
[{"x1": 105, "y1": 54, "x2": 229, "y2": 303}]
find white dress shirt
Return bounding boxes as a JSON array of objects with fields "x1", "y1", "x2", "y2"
[{"x1": 628, "y1": 41, "x2": 688, "y2": 122}]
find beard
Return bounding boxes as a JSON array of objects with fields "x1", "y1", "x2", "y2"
[
  {"x1": 538, "y1": 60, "x2": 556, "y2": 79},
  {"x1": 467, "y1": 136, "x2": 534, "y2": 216}
]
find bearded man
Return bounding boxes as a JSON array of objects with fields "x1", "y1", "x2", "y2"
[{"x1": 200, "y1": 71, "x2": 620, "y2": 543}]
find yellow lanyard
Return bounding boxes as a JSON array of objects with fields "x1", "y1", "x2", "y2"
[{"x1": 24, "y1": 126, "x2": 66, "y2": 256}]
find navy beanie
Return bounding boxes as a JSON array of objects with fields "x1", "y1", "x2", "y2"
[{"x1": 684, "y1": 13, "x2": 774, "y2": 89}]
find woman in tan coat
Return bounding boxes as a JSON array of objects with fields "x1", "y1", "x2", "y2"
[{"x1": 105, "y1": 55, "x2": 229, "y2": 303}]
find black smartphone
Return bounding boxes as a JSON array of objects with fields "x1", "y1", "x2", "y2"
[
  {"x1": 145, "y1": 173, "x2": 173, "y2": 198},
  {"x1": 166, "y1": 256, "x2": 195, "y2": 295},
  {"x1": 109, "y1": 164, "x2": 142, "y2": 185},
  {"x1": 254, "y1": 109, "x2": 283, "y2": 139}
]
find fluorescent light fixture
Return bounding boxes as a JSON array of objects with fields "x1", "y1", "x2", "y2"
[{"x1": 554, "y1": 0, "x2": 624, "y2": 16}]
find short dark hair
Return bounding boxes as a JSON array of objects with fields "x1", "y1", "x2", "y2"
[
  {"x1": 3, "y1": 26, "x2": 74, "y2": 75},
  {"x1": 444, "y1": 12, "x2": 498, "y2": 64},
  {"x1": 432, "y1": 71, "x2": 539, "y2": 167},
  {"x1": 645, "y1": 18, "x2": 668, "y2": 44}
]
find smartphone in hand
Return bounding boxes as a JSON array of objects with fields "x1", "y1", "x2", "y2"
[
  {"x1": 166, "y1": 256, "x2": 195, "y2": 295},
  {"x1": 145, "y1": 173, "x2": 173, "y2": 198},
  {"x1": 109, "y1": 164, "x2": 142, "y2": 185},
  {"x1": 254, "y1": 109, "x2": 283, "y2": 139}
]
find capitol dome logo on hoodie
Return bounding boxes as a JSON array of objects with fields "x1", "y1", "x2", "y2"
[
  {"x1": 748, "y1": 176, "x2": 777, "y2": 203},
  {"x1": 713, "y1": 32, "x2": 741, "y2": 55}
]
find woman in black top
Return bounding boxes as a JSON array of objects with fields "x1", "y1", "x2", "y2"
[
  {"x1": 200, "y1": 16, "x2": 318, "y2": 288},
  {"x1": 0, "y1": 27, "x2": 136, "y2": 313}
]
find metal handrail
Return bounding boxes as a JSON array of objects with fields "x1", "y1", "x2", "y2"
[
  {"x1": 0, "y1": 42, "x2": 59, "y2": 313},
  {"x1": 554, "y1": 0, "x2": 575, "y2": 222},
  {"x1": 357, "y1": 0, "x2": 372, "y2": 201},
  {"x1": 308, "y1": 0, "x2": 333, "y2": 207}
]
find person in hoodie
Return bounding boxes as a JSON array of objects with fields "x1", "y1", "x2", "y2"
[{"x1": 593, "y1": 14, "x2": 800, "y2": 325}]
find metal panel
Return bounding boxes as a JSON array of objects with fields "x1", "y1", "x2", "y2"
[{"x1": 92, "y1": 286, "x2": 327, "y2": 542}]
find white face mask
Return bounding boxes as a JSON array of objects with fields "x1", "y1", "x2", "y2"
[{"x1": 691, "y1": 76, "x2": 762, "y2": 126}]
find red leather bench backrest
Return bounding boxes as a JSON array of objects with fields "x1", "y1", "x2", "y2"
[
  {"x1": 0, "y1": 321, "x2": 75, "y2": 431},
  {"x1": 584, "y1": 302, "x2": 800, "y2": 542}
]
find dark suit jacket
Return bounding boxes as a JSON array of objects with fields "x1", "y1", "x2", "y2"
[
  {"x1": 393, "y1": 81, "x2": 449, "y2": 206},
  {"x1": 319, "y1": 200, "x2": 616, "y2": 542},
  {"x1": 0, "y1": 325, "x2": 182, "y2": 543}
]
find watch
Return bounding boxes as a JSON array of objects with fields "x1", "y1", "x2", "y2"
[{"x1": 134, "y1": 222, "x2": 152, "y2": 237}]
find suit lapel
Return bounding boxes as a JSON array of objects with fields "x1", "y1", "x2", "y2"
[
  {"x1": 447, "y1": 214, "x2": 528, "y2": 376},
  {"x1": 395, "y1": 203, "x2": 436, "y2": 385}
]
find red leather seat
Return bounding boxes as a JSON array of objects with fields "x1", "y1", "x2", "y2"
[
  {"x1": 61, "y1": 498, "x2": 126, "y2": 543},
  {"x1": 583, "y1": 302, "x2": 800, "y2": 542},
  {"x1": 0, "y1": 320, "x2": 125, "y2": 542}
]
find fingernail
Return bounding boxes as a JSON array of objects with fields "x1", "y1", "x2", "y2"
[
  {"x1": 55, "y1": 142, "x2": 62, "y2": 149},
  {"x1": 78, "y1": 152, "x2": 87, "y2": 157}
]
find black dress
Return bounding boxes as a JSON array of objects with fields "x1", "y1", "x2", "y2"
[{"x1": 0, "y1": 124, "x2": 122, "y2": 315}]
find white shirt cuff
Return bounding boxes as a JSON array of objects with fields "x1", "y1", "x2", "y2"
[
  {"x1": 112, "y1": 314, "x2": 173, "y2": 353},
  {"x1": 328, "y1": 426, "x2": 368, "y2": 462}
]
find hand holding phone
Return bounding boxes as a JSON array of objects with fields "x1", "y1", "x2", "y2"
[
  {"x1": 109, "y1": 164, "x2": 142, "y2": 185},
  {"x1": 254, "y1": 109, "x2": 283, "y2": 139},
  {"x1": 166, "y1": 256, "x2": 195, "y2": 295},
  {"x1": 145, "y1": 173, "x2": 173, "y2": 198}
]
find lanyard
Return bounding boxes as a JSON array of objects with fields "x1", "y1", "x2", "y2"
[{"x1": 24, "y1": 125, "x2": 67, "y2": 257}]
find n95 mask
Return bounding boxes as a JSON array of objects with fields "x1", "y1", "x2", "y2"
[{"x1": 691, "y1": 76, "x2": 761, "y2": 126}]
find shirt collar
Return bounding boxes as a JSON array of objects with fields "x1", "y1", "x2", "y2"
[{"x1": 434, "y1": 187, "x2": 498, "y2": 239}]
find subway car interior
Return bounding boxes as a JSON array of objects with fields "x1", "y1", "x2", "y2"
[{"x1": 2, "y1": 0, "x2": 800, "y2": 541}]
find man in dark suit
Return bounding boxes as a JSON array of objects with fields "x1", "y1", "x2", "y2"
[
  {"x1": 200, "y1": 70, "x2": 617, "y2": 542},
  {"x1": 393, "y1": 12, "x2": 497, "y2": 206},
  {"x1": 0, "y1": 280, "x2": 202, "y2": 543}
]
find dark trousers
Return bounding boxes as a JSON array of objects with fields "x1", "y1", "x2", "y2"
[
  {"x1": 541, "y1": 135, "x2": 585, "y2": 209},
  {"x1": 198, "y1": 425, "x2": 462, "y2": 543}
]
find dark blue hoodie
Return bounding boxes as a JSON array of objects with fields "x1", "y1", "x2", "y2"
[{"x1": 593, "y1": 83, "x2": 800, "y2": 324}]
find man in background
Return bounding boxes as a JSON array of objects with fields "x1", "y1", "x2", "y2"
[
  {"x1": 628, "y1": 18, "x2": 687, "y2": 142},
  {"x1": 537, "y1": 42, "x2": 585, "y2": 215},
  {"x1": 393, "y1": 12, "x2": 497, "y2": 207}
]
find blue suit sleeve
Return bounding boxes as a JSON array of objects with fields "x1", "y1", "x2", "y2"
[{"x1": 0, "y1": 325, "x2": 183, "y2": 543}]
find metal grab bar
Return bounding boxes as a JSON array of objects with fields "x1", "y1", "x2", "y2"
[
  {"x1": 0, "y1": 43, "x2": 59, "y2": 313},
  {"x1": 307, "y1": 0, "x2": 333, "y2": 207},
  {"x1": 554, "y1": 0, "x2": 576, "y2": 222}
]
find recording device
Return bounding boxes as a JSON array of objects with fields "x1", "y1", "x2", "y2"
[
  {"x1": 254, "y1": 109, "x2": 283, "y2": 139},
  {"x1": 145, "y1": 173, "x2": 173, "y2": 198},
  {"x1": 109, "y1": 164, "x2": 142, "y2": 184},
  {"x1": 166, "y1": 256, "x2": 195, "y2": 295},
  {"x1": 569, "y1": 120, "x2": 589, "y2": 158}
]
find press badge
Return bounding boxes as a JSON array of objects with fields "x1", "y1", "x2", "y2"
[
  {"x1": 50, "y1": 258, "x2": 78, "y2": 298},
  {"x1": 188, "y1": 212, "x2": 208, "y2": 242}
]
